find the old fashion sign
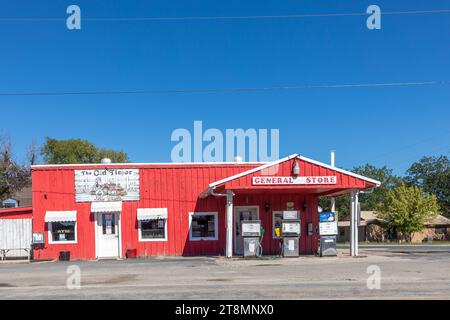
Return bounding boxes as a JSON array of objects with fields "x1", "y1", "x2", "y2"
[{"x1": 75, "y1": 169, "x2": 140, "y2": 202}]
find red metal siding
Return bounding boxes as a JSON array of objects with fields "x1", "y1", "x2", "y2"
[
  {"x1": 224, "y1": 158, "x2": 371, "y2": 190},
  {"x1": 32, "y1": 164, "x2": 259, "y2": 260},
  {"x1": 0, "y1": 206, "x2": 32, "y2": 220},
  {"x1": 31, "y1": 158, "x2": 373, "y2": 260}
]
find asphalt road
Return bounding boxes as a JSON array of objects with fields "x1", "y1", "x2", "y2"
[
  {"x1": 1, "y1": 250, "x2": 450, "y2": 300},
  {"x1": 337, "y1": 244, "x2": 450, "y2": 253}
]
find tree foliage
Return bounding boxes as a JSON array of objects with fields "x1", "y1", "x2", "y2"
[
  {"x1": 0, "y1": 138, "x2": 31, "y2": 200},
  {"x1": 405, "y1": 155, "x2": 450, "y2": 217},
  {"x1": 376, "y1": 183, "x2": 439, "y2": 240},
  {"x1": 320, "y1": 163, "x2": 401, "y2": 218},
  {"x1": 41, "y1": 138, "x2": 129, "y2": 164}
]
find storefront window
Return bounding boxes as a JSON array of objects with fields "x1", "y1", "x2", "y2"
[
  {"x1": 49, "y1": 222, "x2": 76, "y2": 243},
  {"x1": 139, "y1": 219, "x2": 167, "y2": 241},
  {"x1": 190, "y1": 212, "x2": 218, "y2": 241}
]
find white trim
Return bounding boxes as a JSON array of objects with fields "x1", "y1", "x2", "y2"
[
  {"x1": 48, "y1": 221, "x2": 78, "y2": 244},
  {"x1": 138, "y1": 219, "x2": 168, "y2": 242},
  {"x1": 233, "y1": 206, "x2": 259, "y2": 254},
  {"x1": 189, "y1": 212, "x2": 219, "y2": 241},
  {"x1": 94, "y1": 212, "x2": 121, "y2": 259},
  {"x1": 297, "y1": 155, "x2": 381, "y2": 186},
  {"x1": 206, "y1": 153, "x2": 381, "y2": 189},
  {"x1": 208, "y1": 154, "x2": 299, "y2": 188},
  {"x1": 31, "y1": 161, "x2": 264, "y2": 169}
]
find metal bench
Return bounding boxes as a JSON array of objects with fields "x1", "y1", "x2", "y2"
[{"x1": 0, "y1": 247, "x2": 31, "y2": 262}]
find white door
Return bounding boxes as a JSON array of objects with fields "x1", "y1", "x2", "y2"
[
  {"x1": 97, "y1": 212, "x2": 120, "y2": 258},
  {"x1": 234, "y1": 206, "x2": 259, "y2": 255}
]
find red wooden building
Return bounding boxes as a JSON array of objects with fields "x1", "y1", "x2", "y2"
[{"x1": 31, "y1": 154, "x2": 380, "y2": 260}]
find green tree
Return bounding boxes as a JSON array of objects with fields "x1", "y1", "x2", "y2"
[
  {"x1": 320, "y1": 164, "x2": 400, "y2": 219},
  {"x1": 377, "y1": 183, "x2": 440, "y2": 242},
  {"x1": 41, "y1": 138, "x2": 129, "y2": 164},
  {"x1": 405, "y1": 155, "x2": 450, "y2": 217}
]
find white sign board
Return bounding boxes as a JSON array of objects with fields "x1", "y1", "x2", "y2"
[
  {"x1": 252, "y1": 176, "x2": 337, "y2": 185},
  {"x1": 282, "y1": 222, "x2": 301, "y2": 234},
  {"x1": 75, "y1": 169, "x2": 140, "y2": 202},
  {"x1": 283, "y1": 211, "x2": 299, "y2": 220},
  {"x1": 242, "y1": 222, "x2": 261, "y2": 236},
  {"x1": 319, "y1": 222, "x2": 338, "y2": 236}
]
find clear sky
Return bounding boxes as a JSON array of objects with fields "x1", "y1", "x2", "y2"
[{"x1": 0, "y1": 0, "x2": 449, "y2": 175}]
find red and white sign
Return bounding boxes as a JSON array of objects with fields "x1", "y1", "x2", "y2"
[{"x1": 252, "y1": 176, "x2": 337, "y2": 185}]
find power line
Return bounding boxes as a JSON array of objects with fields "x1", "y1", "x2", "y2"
[
  {"x1": 0, "y1": 80, "x2": 449, "y2": 97},
  {"x1": 1, "y1": 9, "x2": 450, "y2": 22}
]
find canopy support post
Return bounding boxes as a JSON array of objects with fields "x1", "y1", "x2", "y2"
[
  {"x1": 350, "y1": 189, "x2": 359, "y2": 257},
  {"x1": 226, "y1": 190, "x2": 234, "y2": 258}
]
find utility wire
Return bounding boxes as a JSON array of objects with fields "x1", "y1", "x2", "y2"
[
  {"x1": 1, "y1": 9, "x2": 450, "y2": 22},
  {"x1": 0, "y1": 80, "x2": 449, "y2": 97}
]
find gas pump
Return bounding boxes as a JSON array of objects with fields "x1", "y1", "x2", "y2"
[
  {"x1": 318, "y1": 212, "x2": 338, "y2": 257},
  {"x1": 281, "y1": 211, "x2": 301, "y2": 257},
  {"x1": 241, "y1": 220, "x2": 262, "y2": 258}
]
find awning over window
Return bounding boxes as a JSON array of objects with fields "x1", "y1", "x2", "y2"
[
  {"x1": 45, "y1": 211, "x2": 77, "y2": 223},
  {"x1": 137, "y1": 208, "x2": 168, "y2": 221},
  {"x1": 91, "y1": 201, "x2": 122, "y2": 213}
]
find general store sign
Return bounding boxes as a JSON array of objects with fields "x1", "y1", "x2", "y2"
[
  {"x1": 75, "y1": 169, "x2": 140, "y2": 202},
  {"x1": 252, "y1": 176, "x2": 337, "y2": 185}
]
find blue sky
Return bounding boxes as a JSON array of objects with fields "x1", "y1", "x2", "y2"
[{"x1": 0, "y1": 0, "x2": 449, "y2": 175}]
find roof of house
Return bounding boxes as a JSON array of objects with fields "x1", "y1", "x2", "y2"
[
  {"x1": 338, "y1": 211, "x2": 450, "y2": 227},
  {"x1": 426, "y1": 215, "x2": 450, "y2": 226},
  {"x1": 1, "y1": 186, "x2": 32, "y2": 207}
]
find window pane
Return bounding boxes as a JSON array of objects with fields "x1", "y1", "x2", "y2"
[
  {"x1": 273, "y1": 212, "x2": 283, "y2": 238},
  {"x1": 191, "y1": 214, "x2": 216, "y2": 238},
  {"x1": 141, "y1": 219, "x2": 166, "y2": 239},
  {"x1": 51, "y1": 222, "x2": 76, "y2": 242},
  {"x1": 102, "y1": 213, "x2": 116, "y2": 235}
]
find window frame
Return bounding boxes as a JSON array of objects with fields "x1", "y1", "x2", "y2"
[
  {"x1": 48, "y1": 221, "x2": 78, "y2": 244},
  {"x1": 189, "y1": 212, "x2": 219, "y2": 241},
  {"x1": 138, "y1": 218, "x2": 168, "y2": 242}
]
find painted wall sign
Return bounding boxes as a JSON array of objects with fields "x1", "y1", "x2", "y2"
[
  {"x1": 252, "y1": 176, "x2": 337, "y2": 185},
  {"x1": 75, "y1": 169, "x2": 140, "y2": 202}
]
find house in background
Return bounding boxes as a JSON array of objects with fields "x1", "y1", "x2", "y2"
[
  {"x1": 337, "y1": 211, "x2": 386, "y2": 242},
  {"x1": 338, "y1": 211, "x2": 450, "y2": 243},
  {"x1": 1, "y1": 186, "x2": 32, "y2": 208}
]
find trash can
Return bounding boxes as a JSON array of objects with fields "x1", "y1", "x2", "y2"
[
  {"x1": 59, "y1": 251, "x2": 70, "y2": 261},
  {"x1": 126, "y1": 249, "x2": 137, "y2": 259}
]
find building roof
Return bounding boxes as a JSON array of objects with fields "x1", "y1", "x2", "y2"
[
  {"x1": 207, "y1": 154, "x2": 381, "y2": 188},
  {"x1": 338, "y1": 212, "x2": 450, "y2": 227},
  {"x1": 1, "y1": 186, "x2": 32, "y2": 207},
  {"x1": 426, "y1": 215, "x2": 450, "y2": 226}
]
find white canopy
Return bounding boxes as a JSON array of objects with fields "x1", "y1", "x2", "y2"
[
  {"x1": 137, "y1": 208, "x2": 168, "y2": 221},
  {"x1": 91, "y1": 201, "x2": 122, "y2": 213},
  {"x1": 45, "y1": 211, "x2": 77, "y2": 223}
]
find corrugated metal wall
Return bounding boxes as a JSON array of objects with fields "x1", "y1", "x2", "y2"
[
  {"x1": 32, "y1": 159, "x2": 376, "y2": 260},
  {"x1": 0, "y1": 219, "x2": 32, "y2": 258}
]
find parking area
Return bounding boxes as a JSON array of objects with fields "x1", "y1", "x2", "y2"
[{"x1": 1, "y1": 250, "x2": 450, "y2": 300}]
